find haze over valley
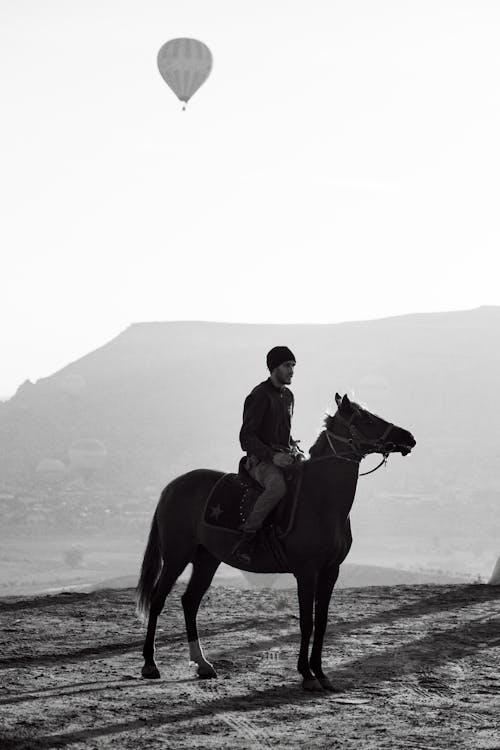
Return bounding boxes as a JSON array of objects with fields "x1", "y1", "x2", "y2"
[{"x1": 1, "y1": 306, "x2": 499, "y2": 594}]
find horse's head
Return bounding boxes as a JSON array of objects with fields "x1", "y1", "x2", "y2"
[{"x1": 310, "y1": 393, "x2": 416, "y2": 460}]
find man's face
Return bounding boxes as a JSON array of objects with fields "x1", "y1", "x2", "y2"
[{"x1": 274, "y1": 360, "x2": 295, "y2": 385}]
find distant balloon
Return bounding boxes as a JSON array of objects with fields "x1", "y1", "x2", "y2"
[
  {"x1": 36, "y1": 458, "x2": 66, "y2": 475},
  {"x1": 157, "y1": 38, "x2": 213, "y2": 109},
  {"x1": 69, "y1": 439, "x2": 107, "y2": 471}
]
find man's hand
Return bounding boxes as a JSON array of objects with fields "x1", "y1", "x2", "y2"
[
  {"x1": 290, "y1": 439, "x2": 305, "y2": 459},
  {"x1": 272, "y1": 452, "x2": 294, "y2": 468}
]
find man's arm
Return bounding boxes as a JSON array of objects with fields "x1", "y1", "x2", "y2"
[
  {"x1": 287, "y1": 392, "x2": 299, "y2": 450},
  {"x1": 289, "y1": 391, "x2": 295, "y2": 446},
  {"x1": 285, "y1": 392, "x2": 304, "y2": 459},
  {"x1": 239, "y1": 390, "x2": 275, "y2": 463}
]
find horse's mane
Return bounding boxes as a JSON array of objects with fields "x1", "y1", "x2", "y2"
[
  {"x1": 309, "y1": 411, "x2": 336, "y2": 457},
  {"x1": 309, "y1": 399, "x2": 368, "y2": 457},
  {"x1": 323, "y1": 413, "x2": 335, "y2": 431}
]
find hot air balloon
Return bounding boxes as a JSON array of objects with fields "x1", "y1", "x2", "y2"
[
  {"x1": 69, "y1": 439, "x2": 107, "y2": 483},
  {"x1": 69, "y1": 439, "x2": 107, "y2": 470},
  {"x1": 157, "y1": 38, "x2": 213, "y2": 109}
]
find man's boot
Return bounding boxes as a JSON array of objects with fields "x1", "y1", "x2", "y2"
[{"x1": 232, "y1": 530, "x2": 257, "y2": 564}]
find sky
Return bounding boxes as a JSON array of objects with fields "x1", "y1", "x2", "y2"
[{"x1": 1, "y1": 0, "x2": 499, "y2": 397}]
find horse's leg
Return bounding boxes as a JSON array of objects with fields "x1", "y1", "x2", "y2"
[
  {"x1": 309, "y1": 563, "x2": 340, "y2": 691},
  {"x1": 295, "y1": 568, "x2": 323, "y2": 691},
  {"x1": 181, "y1": 545, "x2": 221, "y2": 679},
  {"x1": 142, "y1": 554, "x2": 191, "y2": 679}
]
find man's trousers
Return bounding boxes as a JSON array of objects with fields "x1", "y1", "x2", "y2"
[{"x1": 242, "y1": 455, "x2": 287, "y2": 533}]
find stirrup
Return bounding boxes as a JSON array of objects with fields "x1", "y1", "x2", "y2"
[{"x1": 232, "y1": 531, "x2": 257, "y2": 561}]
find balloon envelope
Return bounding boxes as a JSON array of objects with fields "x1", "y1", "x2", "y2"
[
  {"x1": 69, "y1": 439, "x2": 107, "y2": 470},
  {"x1": 36, "y1": 458, "x2": 66, "y2": 475},
  {"x1": 157, "y1": 38, "x2": 212, "y2": 104}
]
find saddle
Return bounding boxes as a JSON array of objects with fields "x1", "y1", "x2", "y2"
[{"x1": 203, "y1": 456, "x2": 303, "y2": 540}]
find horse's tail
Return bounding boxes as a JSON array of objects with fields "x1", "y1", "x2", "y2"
[{"x1": 135, "y1": 511, "x2": 162, "y2": 622}]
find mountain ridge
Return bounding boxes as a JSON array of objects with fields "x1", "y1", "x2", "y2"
[{"x1": 1, "y1": 306, "x2": 499, "y2": 492}]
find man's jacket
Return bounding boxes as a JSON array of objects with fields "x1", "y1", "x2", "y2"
[{"x1": 239, "y1": 378, "x2": 295, "y2": 463}]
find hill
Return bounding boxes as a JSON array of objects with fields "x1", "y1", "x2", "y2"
[
  {"x1": 70, "y1": 564, "x2": 470, "y2": 595},
  {"x1": 1, "y1": 306, "x2": 499, "y2": 486}
]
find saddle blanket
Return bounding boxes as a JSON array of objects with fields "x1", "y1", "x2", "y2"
[{"x1": 203, "y1": 467, "x2": 302, "y2": 540}]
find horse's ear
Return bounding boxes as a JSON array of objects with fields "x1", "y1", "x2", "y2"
[
  {"x1": 342, "y1": 394, "x2": 351, "y2": 408},
  {"x1": 335, "y1": 393, "x2": 342, "y2": 406}
]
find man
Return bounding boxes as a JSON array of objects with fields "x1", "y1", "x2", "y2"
[{"x1": 232, "y1": 346, "x2": 300, "y2": 563}]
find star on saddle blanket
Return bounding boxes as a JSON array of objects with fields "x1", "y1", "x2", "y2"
[{"x1": 203, "y1": 457, "x2": 303, "y2": 539}]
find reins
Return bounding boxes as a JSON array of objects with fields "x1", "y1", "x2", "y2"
[
  {"x1": 324, "y1": 417, "x2": 391, "y2": 477},
  {"x1": 358, "y1": 455, "x2": 388, "y2": 476},
  {"x1": 296, "y1": 440, "x2": 388, "y2": 476},
  {"x1": 291, "y1": 404, "x2": 399, "y2": 478}
]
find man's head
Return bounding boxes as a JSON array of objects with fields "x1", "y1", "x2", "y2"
[{"x1": 266, "y1": 346, "x2": 296, "y2": 386}]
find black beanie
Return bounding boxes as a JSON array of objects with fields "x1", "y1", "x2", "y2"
[{"x1": 266, "y1": 346, "x2": 296, "y2": 372}]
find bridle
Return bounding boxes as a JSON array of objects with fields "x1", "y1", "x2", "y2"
[{"x1": 324, "y1": 408, "x2": 396, "y2": 477}]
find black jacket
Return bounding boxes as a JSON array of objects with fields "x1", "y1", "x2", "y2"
[{"x1": 239, "y1": 378, "x2": 294, "y2": 463}]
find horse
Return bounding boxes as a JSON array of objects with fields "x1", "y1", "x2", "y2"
[{"x1": 136, "y1": 392, "x2": 416, "y2": 691}]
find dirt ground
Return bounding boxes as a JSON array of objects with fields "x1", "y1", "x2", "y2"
[{"x1": 0, "y1": 583, "x2": 499, "y2": 750}]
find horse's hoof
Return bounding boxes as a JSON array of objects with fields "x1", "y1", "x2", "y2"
[
  {"x1": 142, "y1": 664, "x2": 161, "y2": 679},
  {"x1": 302, "y1": 677, "x2": 324, "y2": 692},
  {"x1": 197, "y1": 663, "x2": 217, "y2": 679},
  {"x1": 316, "y1": 676, "x2": 340, "y2": 692}
]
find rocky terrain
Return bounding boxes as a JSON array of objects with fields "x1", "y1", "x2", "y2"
[{"x1": 1, "y1": 582, "x2": 499, "y2": 749}]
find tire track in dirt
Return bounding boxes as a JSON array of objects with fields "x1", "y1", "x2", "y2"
[
  {"x1": 0, "y1": 682, "x2": 336, "y2": 749},
  {"x1": 198, "y1": 681, "x2": 273, "y2": 749},
  {"x1": 219, "y1": 711, "x2": 273, "y2": 749}
]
